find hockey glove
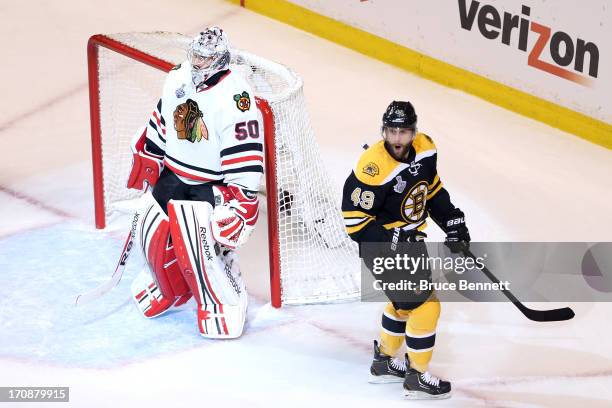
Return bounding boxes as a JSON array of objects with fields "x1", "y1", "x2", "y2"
[
  {"x1": 211, "y1": 185, "x2": 259, "y2": 250},
  {"x1": 127, "y1": 128, "x2": 164, "y2": 190},
  {"x1": 401, "y1": 229, "x2": 427, "y2": 242},
  {"x1": 390, "y1": 227, "x2": 427, "y2": 251},
  {"x1": 443, "y1": 208, "x2": 470, "y2": 254}
]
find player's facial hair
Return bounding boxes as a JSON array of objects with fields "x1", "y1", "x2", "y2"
[{"x1": 384, "y1": 140, "x2": 411, "y2": 161}]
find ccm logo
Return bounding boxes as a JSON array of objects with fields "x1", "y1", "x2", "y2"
[
  {"x1": 459, "y1": 0, "x2": 599, "y2": 86},
  {"x1": 447, "y1": 218, "x2": 464, "y2": 227}
]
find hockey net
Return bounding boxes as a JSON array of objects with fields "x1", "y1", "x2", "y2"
[{"x1": 88, "y1": 32, "x2": 360, "y2": 306}]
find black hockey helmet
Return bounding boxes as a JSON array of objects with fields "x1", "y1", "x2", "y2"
[{"x1": 382, "y1": 101, "x2": 417, "y2": 130}]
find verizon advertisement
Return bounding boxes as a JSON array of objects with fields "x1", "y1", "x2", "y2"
[{"x1": 288, "y1": 0, "x2": 610, "y2": 123}]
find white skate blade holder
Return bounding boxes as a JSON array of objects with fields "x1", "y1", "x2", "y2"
[
  {"x1": 404, "y1": 390, "x2": 451, "y2": 400},
  {"x1": 368, "y1": 374, "x2": 404, "y2": 384}
]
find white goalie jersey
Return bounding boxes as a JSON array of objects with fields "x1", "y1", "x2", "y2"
[{"x1": 144, "y1": 62, "x2": 263, "y2": 191}]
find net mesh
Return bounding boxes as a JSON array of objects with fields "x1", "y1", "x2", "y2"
[{"x1": 93, "y1": 32, "x2": 360, "y2": 304}]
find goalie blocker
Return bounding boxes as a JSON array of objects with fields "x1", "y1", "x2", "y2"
[{"x1": 127, "y1": 127, "x2": 163, "y2": 191}]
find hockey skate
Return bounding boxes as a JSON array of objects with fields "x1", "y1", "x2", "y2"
[
  {"x1": 369, "y1": 340, "x2": 407, "y2": 383},
  {"x1": 402, "y1": 354, "x2": 451, "y2": 399}
]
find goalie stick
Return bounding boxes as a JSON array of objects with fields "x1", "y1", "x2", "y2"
[
  {"x1": 462, "y1": 248, "x2": 575, "y2": 322},
  {"x1": 74, "y1": 210, "x2": 141, "y2": 306}
]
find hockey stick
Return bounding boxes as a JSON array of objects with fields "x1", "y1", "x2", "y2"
[
  {"x1": 74, "y1": 210, "x2": 141, "y2": 306},
  {"x1": 462, "y1": 247, "x2": 575, "y2": 322}
]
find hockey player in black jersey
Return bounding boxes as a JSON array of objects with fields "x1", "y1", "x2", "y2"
[{"x1": 342, "y1": 101, "x2": 470, "y2": 399}]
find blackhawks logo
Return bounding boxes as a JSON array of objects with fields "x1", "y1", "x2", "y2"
[
  {"x1": 233, "y1": 91, "x2": 251, "y2": 112},
  {"x1": 173, "y1": 99, "x2": 208, "y2": 143}
]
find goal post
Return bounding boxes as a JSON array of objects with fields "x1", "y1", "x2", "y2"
[
  {"x1": 88, "y1": 34, "x2": 175, "y2": 230},
  {"x1": 87, "y1": 32, "x2": 360, "y2": 307}
]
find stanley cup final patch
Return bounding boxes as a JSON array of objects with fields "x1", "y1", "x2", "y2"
[
  {"x1": 233, "y1": 91, "x2": 251, "y2": 112},
  {"x1": 175, "y1": 84, "x2": 186, "y2": 98},
  {"x1": 393, "y1": 175, "x2": 406, "y2": 193}
]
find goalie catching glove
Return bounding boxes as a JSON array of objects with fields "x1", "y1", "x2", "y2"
[
  {"x1": 127, "y1": 127, "x2": 164, "y2": 190},
  {"x1": 211, "y1": 184, "x2": 259, "y2": 249}
]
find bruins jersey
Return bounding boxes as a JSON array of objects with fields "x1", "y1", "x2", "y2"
[{"x1": 342, "y1": 134, "x2": 455, "y2": 244}]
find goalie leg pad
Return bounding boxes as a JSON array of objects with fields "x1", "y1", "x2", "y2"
[
  {"x1": 198, "y1": 294, "x2": 248, "y2": 339},
  {"x1": 131, "y1": 268, "x2": 175, "y2": 319},
  {"x1": 168, "y1": 200, "x2": 247, "y2": 338},
  {"x1": 133, "y1": 193, "x2": 192, "y2": 318}
]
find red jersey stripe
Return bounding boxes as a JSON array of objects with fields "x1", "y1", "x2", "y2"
[{"x1": 221, "y1": 155, "x2": 264, "y2": 166}]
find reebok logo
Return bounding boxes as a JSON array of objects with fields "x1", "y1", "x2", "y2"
[
  {"x1": 199, "y1": 226, "x2": 214, "y2": 262},
  {"x1": 458, "y1": 0, "x2": 599, "y2": 86},
  {"x1": 120, "y1": 211, "x2": 140, "y2": 266},
  {"x1": 224, "y1": 262, "x2": 242, "y2": 295}
]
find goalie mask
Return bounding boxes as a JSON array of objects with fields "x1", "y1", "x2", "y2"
[{"x1": 188, "y1": 27, "x2": 231, "y2": 87}]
